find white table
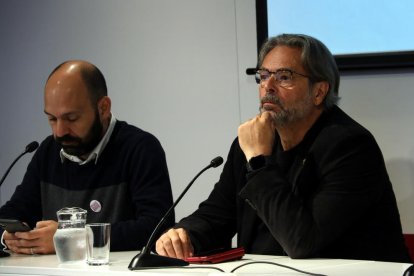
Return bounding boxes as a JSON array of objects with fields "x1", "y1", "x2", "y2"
[{"x1": 0, "y1": 251, "x2": 412, "y2": 276}]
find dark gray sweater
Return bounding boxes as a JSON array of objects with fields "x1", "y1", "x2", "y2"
[{"x1": 0, "y1": 120, "x2": 174, "y2": 251}]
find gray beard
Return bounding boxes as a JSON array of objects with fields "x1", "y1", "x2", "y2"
[
  {"x1": 259, "y1": 93, "x2": 312, "y2": 127},
  {"x1": 260, "y1": 106, "x2": 290, "y2": 126}
]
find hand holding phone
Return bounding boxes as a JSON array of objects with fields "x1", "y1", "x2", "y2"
[{"x1": 0, "y1": 219, "x2": 31, "y2": 233}]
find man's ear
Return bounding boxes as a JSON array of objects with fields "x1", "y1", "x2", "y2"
[
  {"x1": 98, "y1": 96, "x2": 111, "y2": 118},
  {"x1": 312, "y1": 81, "x2": 329, "y2": 106}
]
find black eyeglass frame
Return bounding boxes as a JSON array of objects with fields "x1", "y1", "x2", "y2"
[{"x1": 254, "y1": 68, "x2": 310, "y2": 85}]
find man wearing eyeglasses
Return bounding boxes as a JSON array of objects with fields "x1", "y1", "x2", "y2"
[{"x1": 156, "y1": 34, "x2": 410, "y2": 263}]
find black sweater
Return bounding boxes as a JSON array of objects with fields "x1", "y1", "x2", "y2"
[{"x1": 0, "y1": 120, "x2": 174, "y2": 251}]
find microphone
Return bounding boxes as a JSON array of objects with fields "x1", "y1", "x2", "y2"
[
  {"x1": 0, "y1": 141, "x2": 39, "y2": 187},
  {"x1": 128, "y1": 156, "x2": 224, "y2": 270},
  {"x1": 246, "y1": 67, "x2": 257, "y2": 75}
]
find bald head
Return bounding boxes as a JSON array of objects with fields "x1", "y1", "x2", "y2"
[
  {"x1": 44, "y1": 60, "x2": 112, "y2": 159},
  {"x1": 46, "y1": 60, "x2": 107, "y2": 106}
]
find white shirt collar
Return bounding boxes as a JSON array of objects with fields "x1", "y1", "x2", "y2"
[{"x1": 60, "y1": 114, "x2": 117, "y2": 165}]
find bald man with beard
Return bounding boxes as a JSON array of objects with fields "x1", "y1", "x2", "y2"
[{"x1": 0, "y1": 60, "x2": 174, "y2": 255}]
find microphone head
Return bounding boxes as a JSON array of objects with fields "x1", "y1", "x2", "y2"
[
  {"x1": 210, "y1": 156, "x2": 223, "y2": 168},
  {"x1": 245, "y1": 68, "x2": 257, "y2": 75},
  {"x1": 25, "y1": 141, "x2": 39, "y2": 153}
]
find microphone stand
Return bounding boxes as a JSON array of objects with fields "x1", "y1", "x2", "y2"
[
  {"x1": 0, "y1": 141, "x2": 39, "y2": 258},
  {"x1": 128, "y1": 156, "x2": 223, "y2": 270},
  {"x1": 0, "y1": 141, "x2": 39, "y2": 187}
]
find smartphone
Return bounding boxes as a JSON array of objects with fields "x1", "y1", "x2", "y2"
[
  {"x1": 185, "y1": 247, "x2": 245, "y2": 264},
  {"x1": 0, "y1": 219, "x2": 31, "y2": 233}
]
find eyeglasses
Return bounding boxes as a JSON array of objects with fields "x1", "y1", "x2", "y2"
[{"x1": 255, "y1": 68, "x2": 310, "y2": 88}]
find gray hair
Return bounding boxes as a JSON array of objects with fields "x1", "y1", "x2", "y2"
[{"x1": 257, "y1": 34, "x2": 340, "y2": 109}]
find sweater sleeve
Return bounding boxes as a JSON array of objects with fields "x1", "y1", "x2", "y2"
[
  {"x1": 109, "y1": 131, "x2": 174, "y2": 251},
  {"x1": 176, "y1": 139, "x2": 241, "y2": 253}
]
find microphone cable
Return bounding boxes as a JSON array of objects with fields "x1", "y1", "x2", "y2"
[
  {"x1": 229, "y1": 261, "x2": 327, "y2": 275},
  {"x1": 163, "y1": 260, "x2": 327, "y2": 275}
]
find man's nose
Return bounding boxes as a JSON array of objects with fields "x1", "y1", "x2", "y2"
[
  {"x1": 54, "y1": 120, "x2": 69, "y2": 137},
  {"x1": 262, "y1": 76, "x2": 277, "y2": 94}
]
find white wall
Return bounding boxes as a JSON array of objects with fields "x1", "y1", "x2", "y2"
[
  {"x1": 0, "y1": 0, "x2": 413, "y2": 234},
  {"x1": 339, "y1": 70, "x2": 414, "y2": 233},
  {"x1": 0, "y1": 0, "x2": 258, "y2": 221}
]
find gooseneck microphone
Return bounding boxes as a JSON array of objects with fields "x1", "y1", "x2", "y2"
[
  {"x1": 0, "y1": 141, "x2": 39, "y2": 187},
  {"x1": 128, "y1": 156, "x2": 224, "y2": 270}
]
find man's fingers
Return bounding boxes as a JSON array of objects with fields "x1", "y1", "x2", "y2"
[
  {"x1": 25, "y1": 246, "x2": 36, "y2": 255},
  {"x1": 258, "y1": 111, "x2": 274, "y2": 124},
  {"x1": 5, "y1": 238, "x2": 38, "y2": 255},
  {"x1": 155, "y1": 239, "x2": 167, "y2": 256},
  {"x1": 156, "y1": 228, "x2": 192, "y2": 260},
  {"x1": 14, "y1": 230, "x2": 34, "y2": 240},
  {"x1": 7, "y1": 237, "x2": 35, "y2": 248},
  {"x1": 17, "y1": 246, "x2": 36, "y2": 255},
  {"x1": 156, "y1": 229, "x2": 179, "y2": 258},
  {"x1": 177, "y1": 229, "x2": 193, "y2": 258},
  {"x1": 167, "y1": 229, "x2": 185, "y2": 259}
]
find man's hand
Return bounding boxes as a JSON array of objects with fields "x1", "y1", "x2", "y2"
[
  {"x1": 155, "y1": 228, "x2": 194, "y2": 260},
  {"x1": 4, "y1": 220, "x2": 58, "y2": 255},
  {"x1": 238, "y1": 111, "x2": 275, "y2": 161}
]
